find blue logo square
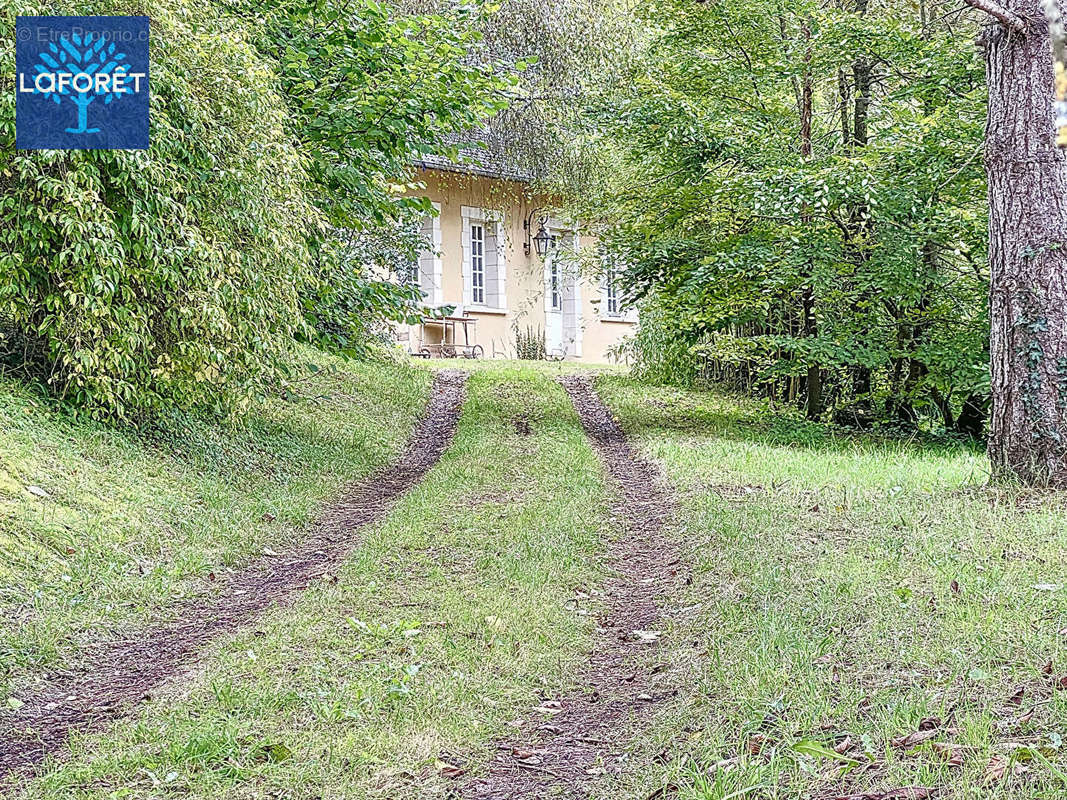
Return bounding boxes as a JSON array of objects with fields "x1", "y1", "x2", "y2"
[{"x1": 16, "y1": 16, "x2": 150, "y2": 150}]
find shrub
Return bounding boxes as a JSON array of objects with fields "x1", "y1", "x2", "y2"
[
  {"x1": 514, "y1": 326, "x2": 547, "y2": 360},
  {"x1": 628, "y1": 301, "x2": 701, "y2": 387},
  {"x1": 0, "y1": 0, "x2": 318, "y2": 419},
  {"x1": 302, "y1": 225, "x2": 430, "y2": 360}
]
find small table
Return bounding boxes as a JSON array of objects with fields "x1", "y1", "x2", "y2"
[{"x1": 417, "y1": 315, "x2": 483, "y2": 359}]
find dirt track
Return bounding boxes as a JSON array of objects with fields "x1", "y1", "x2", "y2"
[
  {"x1": 0, "y1": 370, "x2": 467, "y2": 778},
  {"x1": 461, "y1": 374, "x2": 682, "y2": 799}
]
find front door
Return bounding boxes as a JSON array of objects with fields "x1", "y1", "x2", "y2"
[{"x1": 544, "y1": 230, "x2": 578, "y2": 358}]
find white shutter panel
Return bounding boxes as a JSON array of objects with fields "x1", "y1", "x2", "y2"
[
  {"x1": 461, "y1": 222, "x2": 473, "y2": 306},
  {"x1": 418, "y1": 215, "x2": 435, "y2": 299},
  {"x1": 484, "y1": 224, "x2": 500, "y2": 307}
]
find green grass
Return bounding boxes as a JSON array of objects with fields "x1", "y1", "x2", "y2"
[
  {"x1": 0, "y1": 349, "x2": 431, "y2": 702},
  {"x1": 594, "y1": 377, "x2": 1067, "y2": 799},
  {"x1": 10, "y1": 358, "x2": 1067, "y2": 799},
  {"x1": 16, "y1": 366, "x2": 610, "y2": 799}
]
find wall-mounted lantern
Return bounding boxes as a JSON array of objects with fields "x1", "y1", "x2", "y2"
[{"x1": 524, "y1": 208, "x2": 556, "y2": 258}]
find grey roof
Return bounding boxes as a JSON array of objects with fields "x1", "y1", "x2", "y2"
[{"x1": 413, "y1": 131, "x2": 534, "y2": 183}]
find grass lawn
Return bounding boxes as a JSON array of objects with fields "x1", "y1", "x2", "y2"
[
  {"x1": 595, "y1": 377, "x2": 1067, "y2": 799},
  {"x1": 8, "y1": 357, "x2": 1067, "y2": 799},
  {"x1": 15, "y1": 366, "x2": 611, "y2": 799},
  {"x1": 0, "y1": 349, "x2": 430, "y2": 703}
]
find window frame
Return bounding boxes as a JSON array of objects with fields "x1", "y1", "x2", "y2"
[
  {"x1": 461, "y1": 206, "x2": 507, "y2": 311},
  {"x1": 549, "y1": 258, "x2": 561, "y2": 311},
  {"x1": 471, "y1": 222, "x2": 486, "y2": 306},
  {"x1": 605, "y1": 262, "x2": 620, "y2": 316}
]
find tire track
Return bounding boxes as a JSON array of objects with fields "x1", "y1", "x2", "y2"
[
  {"x1": 0, "y1": 369, "x2": 468, "y2": 778},
  {"x1": 462, "y1": 374, "x2": 683, "y2": 799}
]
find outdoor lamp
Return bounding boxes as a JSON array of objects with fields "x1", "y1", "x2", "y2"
[
  {"x1": 533, "y1": 221, "x2": 555, "y2": 258},
  {"x1": 523, "y1": 208, "x2": 557, "y2": 258}
]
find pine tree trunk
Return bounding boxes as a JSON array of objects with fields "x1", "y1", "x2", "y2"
[{"x1": 984, "y1": 9, "x2": 1067, "y2": 485}]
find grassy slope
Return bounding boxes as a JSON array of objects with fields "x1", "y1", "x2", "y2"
[
  {"x1": 0, "y1": 350, "x2": 430, "y2": 702},
  {"x1": 596, "y1": 377, "x2": 1067, "y2": 799},
  {"x1": 19, "y1": 366, "x2": 609, "y2": 799}
]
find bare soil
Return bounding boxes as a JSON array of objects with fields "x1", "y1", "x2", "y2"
[
  {"x1": 0, "y1": 370, "x2": 467, "y2": 779},
  {"x1": 461, "y1": 375, "x2": 682, "y2": 799}
]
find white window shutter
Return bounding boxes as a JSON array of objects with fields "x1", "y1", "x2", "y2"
[
  {"x1": 417, "y1": 215, "x2": 435, "y2": 298},
  {"x1": 484, "y1": 225, "x2": 500, "y2": 307},
  {"x1": 461, "y1": 222, "x2": 473, "y2": 306}
]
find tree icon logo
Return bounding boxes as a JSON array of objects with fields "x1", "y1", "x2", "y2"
[
  {"x1": 15, "y1": 16, "x2": 150, "y2": 151},
  {"x1": 32, "y1": 32, "x2": 130, "y2": 135}
]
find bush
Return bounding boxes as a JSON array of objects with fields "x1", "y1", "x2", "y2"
[
  {"x1": 302, "y1": 225, "x2": 430, "y2": 360},
  {"x1": 628, "y1": 301, "x2": 701, "y2": 386},
  {"x1": 514, "y1": 326, "x2": 547, "y2": 360},
  {"x1": 0, "y1": 0, "x2": 317, "y2": 419}
]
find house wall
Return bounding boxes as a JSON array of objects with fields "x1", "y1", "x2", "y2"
[{"x1": 400, "y1": 168, "x2": 635, "y2": 363}]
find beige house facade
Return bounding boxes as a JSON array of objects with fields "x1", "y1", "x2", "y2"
[{"x1": 396, "y1": 165, "x2": 636, "y2": 363}]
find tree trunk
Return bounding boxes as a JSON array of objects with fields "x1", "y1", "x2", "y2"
[
  {"x1": 984, "y1": 8, "x2": 1067, "y2": 485},
  {"x1": 799, "y1": 26, "x2": 821, "y2": 420}
]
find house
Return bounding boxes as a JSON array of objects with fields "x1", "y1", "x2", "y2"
[{"x1": 395, "y1": 156, "x2": 636, "y2": 363}]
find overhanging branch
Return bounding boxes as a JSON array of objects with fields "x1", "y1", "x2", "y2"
[{"x1": 964, "y1": 0, "x2": 1029, "y2": 34}]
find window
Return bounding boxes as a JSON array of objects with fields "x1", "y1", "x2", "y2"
[
  {"x1": 462, "y1": 207, "x2": 505, "y2": 309},
  {"x1": 605, "y1": 263, "x2": 619, "y2": 315},
  {"x1": 550, "y1": 259, "x2": 560, "y2": 310},
  {"x1": 471, "y1": 223, "x2": 485, "y2": 305}
]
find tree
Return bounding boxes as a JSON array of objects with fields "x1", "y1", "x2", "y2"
[
  {"x1": 587, "y1": 0, "x2": 990, "y2": 430},
  {"x1": 964, "y1": 0, "x2": 1067, "y2": 484},
  {"x1": 33, "y1": 32, "x2": 130, "y2": 135}
]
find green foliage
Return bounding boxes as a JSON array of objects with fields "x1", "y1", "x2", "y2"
[
  {"x1": 221, "y1": 0, "x2": 519, "y2": 358},
  {"x1": 626, "y1": 300, "x2": 702, "y2": 387},
  {"x1": 0, "y1": 0, "x2": 520, "y2": 417},
  {"x1": 514, "y1": 326, "x2": 547, "y2": 360},
  {"x1": 588, "y1": 0, "x2": 990, "y2": 433},
  {"x1": 0, "y1": 0, "x2": 317, "y2": 419},
  {"x1": 303, "y1": 231, "x2": 432, "y2": 360},
  {"x1": 227, "y1": 0, "x2": 516, "y2": 229}
]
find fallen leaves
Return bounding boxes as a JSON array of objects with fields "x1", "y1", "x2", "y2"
[
  {"x1": 436, "y1": 759, "x2": 465, "y2": 779},
  {"x1": 983, "y1": 753, "x2": 1008, "y2": 785},
  {"x1": 930, "y1": 741, "x2": 963, "y2": 768},
  {"x1": 510, "y1": 747, "x2": 539, "y2": 764},
  {"x1": 890, "y1": 729, "x2": 941, "y2": 749},
  {"x1": 791, "y1": 738, "x2": 860, "y2": 764},
  {"x1": 747, "y1": 733, "x2": 771, "y2": 756}
]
